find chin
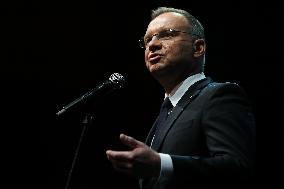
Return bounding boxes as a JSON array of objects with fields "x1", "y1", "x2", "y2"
[
  {"x1": 149, "y1": 64, "x2": 162, "y2": 73},
  {"x1": 150, "y1": 66, "x2": 170, "y2": 78}
]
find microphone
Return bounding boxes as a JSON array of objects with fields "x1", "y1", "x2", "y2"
[{"x1": 56, "y1": 73, "x2": 125, "y2": 116}]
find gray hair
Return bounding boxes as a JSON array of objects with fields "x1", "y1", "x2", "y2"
[{"x1": 151, "y1": 7, "x2": 205, "y2": 40}]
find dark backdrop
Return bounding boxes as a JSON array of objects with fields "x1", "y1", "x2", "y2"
[{"x1": 1, "y1": 0, "x2": 269, "y2": 188}]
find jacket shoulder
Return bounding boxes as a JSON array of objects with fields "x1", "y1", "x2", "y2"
[
  {"x1": 196, "y1": 81, "x2": 250, "y2": 104},
  {"x1": 206, "y1": 81, "x2": 248, "y2": 96}
]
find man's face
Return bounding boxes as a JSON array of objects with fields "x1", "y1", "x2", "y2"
[{"x1": 144, "y1": 12, "x2": 195, "y2": 79}]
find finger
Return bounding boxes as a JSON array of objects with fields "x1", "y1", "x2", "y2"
[
  {"x1": 106, "y1": 150, "x2": 133, "y2": 161},
  {"x1": 120, "y1": 134, "x2": 144, "y2": 149},
  {"x1": 108, "y1": 158, "x2": 133, "y2": 170}
]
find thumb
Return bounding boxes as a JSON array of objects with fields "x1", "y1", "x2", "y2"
[{"x1": 120, "y1": 134, "x2": 144, "y2": 149}]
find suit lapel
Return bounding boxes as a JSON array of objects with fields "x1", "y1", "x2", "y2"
[{"x1": 150, "y1": 77, "x2": 212, "y2": 151}]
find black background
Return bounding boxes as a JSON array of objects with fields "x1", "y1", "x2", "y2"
[{"x1": 1, "y1": 0, "x2": 276, "y2": 188}]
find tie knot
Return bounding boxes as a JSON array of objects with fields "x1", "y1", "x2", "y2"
[
  {"x1": 162, "y1": 97, "x2": 172, "y2": 111},
  {"x1": 151, "y1": 97, "x2": 173, "y2": 147}
]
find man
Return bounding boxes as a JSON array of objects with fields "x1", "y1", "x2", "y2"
[{"x1": 106, "y1": 7, "x2": 255, "y2": 189}]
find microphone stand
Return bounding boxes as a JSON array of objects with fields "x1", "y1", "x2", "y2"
[
  {"x1": 57, "y1": 73, "x2": 125, "y2": 189},
  {"x1": 64, "y1": 112, "x2": 94, "y2": 189}
]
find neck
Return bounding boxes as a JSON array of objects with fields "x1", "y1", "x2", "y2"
[
  {"x1": 152, "y1": 65, "x2": 202, "y2": 95},
  {"x1": 158, "y1": 74, "x2": 188, "y2": 96},
  {"x1": 164, "y1": 80, "x2": 183, "y2": 96},
  {"x1": 161, "y1": 71, "x2": 203, "y2": 96}
]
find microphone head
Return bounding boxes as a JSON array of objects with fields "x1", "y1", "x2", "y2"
[{"x1": 109, "y1": 73, "x2": 126, "y2": 89}]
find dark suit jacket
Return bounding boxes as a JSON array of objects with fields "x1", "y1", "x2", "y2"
[{"x1": 142, "y1": 77, "x2": 255, "y2": 189}]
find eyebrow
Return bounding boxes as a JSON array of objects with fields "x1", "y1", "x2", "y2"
[{"x1": 144, "y1": 28, "x2": 173, "y2": 38}]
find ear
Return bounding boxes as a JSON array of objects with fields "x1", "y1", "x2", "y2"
[{"x1": 193, "y1": 39, "x2": 206, "y2": 58}]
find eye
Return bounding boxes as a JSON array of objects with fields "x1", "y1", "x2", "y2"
[{"x1": 158, "y1": 29, "x2": 177, "y2": 39}]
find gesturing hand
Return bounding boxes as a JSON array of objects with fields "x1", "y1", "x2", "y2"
[{"x1": 106, "y1": 134, "x2": 161, "y2": 178}]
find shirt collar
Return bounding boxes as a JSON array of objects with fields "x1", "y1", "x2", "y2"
[{"x1": 165, "y1": 73, "x2": 206, "y2": 107}]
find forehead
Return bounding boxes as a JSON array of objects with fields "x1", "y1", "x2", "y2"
[{"x1": 146, "y1": 12, "x2": 190, "y2": 33}]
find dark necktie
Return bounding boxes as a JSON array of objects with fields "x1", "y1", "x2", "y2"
[
  {"x1": 151, "y1": 97, "x2": 173, "y2": 147},
  {"x1": 142, "y1": 97, "x2": 173, "y2": 188}
]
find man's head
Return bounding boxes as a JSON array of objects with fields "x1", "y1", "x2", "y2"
[{"x1": 142, "y1": 7, "x2": 206, "y2": 89}]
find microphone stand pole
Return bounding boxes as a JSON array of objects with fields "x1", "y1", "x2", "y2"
[{"x1": 64, "y1": 112, "x2": 94, "y2": 189}]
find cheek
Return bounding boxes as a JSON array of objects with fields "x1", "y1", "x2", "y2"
[
  {"x1": 144, "y1": 52, "x2": 148, "y2": 62},
  {"x1": 166, "y1": 44, "x2": 192, "y2": 61},
  {"x1": 144, "y1": 52, "x2": 149, "y2": 67}
]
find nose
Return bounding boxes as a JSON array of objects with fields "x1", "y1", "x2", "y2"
[{"x1": 147, "y1": 36, "x2": 162, "y2": 51}]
